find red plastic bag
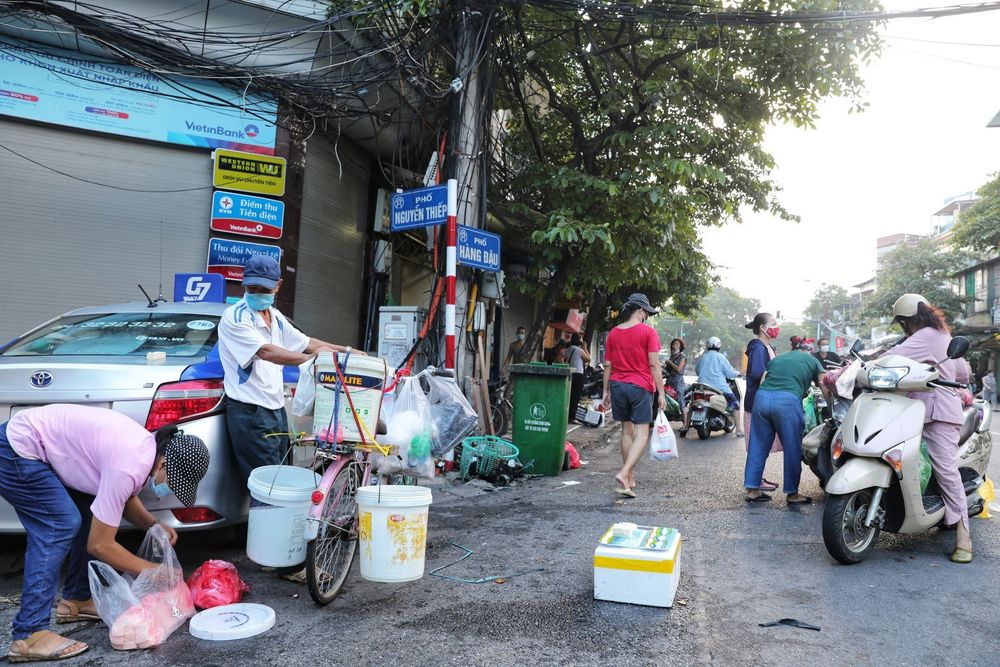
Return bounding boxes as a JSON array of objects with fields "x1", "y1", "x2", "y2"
[
  {"x1": 186, "y1": 560, "x2": 251, "y2": 610},
  {"x1": 564, "y1": 442, "x2": 581, "y2": 469}
]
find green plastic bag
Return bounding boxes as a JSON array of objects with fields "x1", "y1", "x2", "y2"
[
  {"x1": 802, "y1": 393, "x2": 818, "y2": 434},
  {"x1": 663, "y1": 393, "x2": 682, "y2": 421},
  {"x1": 919, "y1": 440, "x2": 933, "y2": 493}
]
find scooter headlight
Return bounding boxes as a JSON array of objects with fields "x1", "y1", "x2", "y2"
[{"x1": 867, "y1": 366, "x2": 907, "y2": 389}]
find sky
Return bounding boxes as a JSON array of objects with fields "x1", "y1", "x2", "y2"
[{"x1": 700, "y1": 0, "x2": 1000, "y2": 320}]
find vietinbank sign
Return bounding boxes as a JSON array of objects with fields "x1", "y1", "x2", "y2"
[
  {"x1": 211, "y1": 191, "x2": 284, "y2": 239},
  {"x1": 0, "y1": 37, "x2": 277, "y2": 155}
]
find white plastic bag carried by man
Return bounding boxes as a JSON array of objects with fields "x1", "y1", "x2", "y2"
[
  {"x1": 88, "y1": 524, "x2": 195, "y2": 650},
  {"x1": 649, "y1": 411, "x2": 679, "y2": 461}
]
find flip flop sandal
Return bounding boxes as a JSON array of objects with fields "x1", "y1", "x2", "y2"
[
  {"x1": 56, "y1": 599, "x2": 101, "y2": 624},
  {"x1": 8, "y1": 631, "x2": 89, "y2": 663},
  {"x1": 786, "y1": 496, "x2": 813, "y2": 505},
  {"x1": 281, "y1": 568, "x2": 309, "y2": 584},
  {"x1": 614, "y1": 487, "x2": 637, "y2": 498},
  {"x1": 759, "y1": 481, "x2": 778, "y2": 491},
  {"x1": 950, "y1": 548, "x2": 973, "y2": 564},
  {"x1": 745, "y1": 493, "x2": 772, "y2": 502}
]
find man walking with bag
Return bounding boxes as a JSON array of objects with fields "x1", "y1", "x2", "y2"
[{"x1": 602, "y1": 293, "x2": 666, "y2": 498}]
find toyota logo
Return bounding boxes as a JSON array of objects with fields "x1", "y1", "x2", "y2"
[{"x1": 30, "y1": 371, "x2": 53, "y2": 388}]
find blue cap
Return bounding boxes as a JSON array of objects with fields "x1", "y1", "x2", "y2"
[{"x1": 242, "y1": 254, "x2": 281, "y2": 289}]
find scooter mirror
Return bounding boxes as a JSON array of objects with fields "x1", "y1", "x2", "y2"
[
  {"x1": 947, "y1": 336, "x2": 970, "y2": 360},
  {"x1": 850, "y1": 339, "x2": 864, "y2": 356}
]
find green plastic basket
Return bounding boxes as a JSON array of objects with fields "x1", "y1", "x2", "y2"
[{"x1": 460, "y1": 436, "x2": 519, "y2": 481}]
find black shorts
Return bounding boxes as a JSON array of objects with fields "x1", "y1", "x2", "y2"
[{"x1": 610, "y1": 381, "x2": 654, "y2": 424}]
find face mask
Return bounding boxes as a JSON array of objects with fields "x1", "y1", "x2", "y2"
[
  {"x1": 819, "y1": 345, "x2": 830, "y2": 353},
  {"x1": 763, "y1": 326, "x2": 780, "y2": 339},
  {"x1": 244, "y1": 291, "x2": 275, "y2": 311},
  {"x1": 516, "y1": 334, "x2": 525, "y2": 341},
  {"x1": 147, "y1": 476, "x2": 172, "y2": 499}
]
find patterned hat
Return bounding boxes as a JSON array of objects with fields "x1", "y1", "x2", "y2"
[
  {"x1": 624, "y1": 292, "x2": 660, "y2": 315},
  {"x1": 164, "y1": 432, "x2": 210, "y2": 507}
]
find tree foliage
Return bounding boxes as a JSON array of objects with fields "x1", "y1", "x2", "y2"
[
  {"x1": 862, "y1": 238, "x2": 970, "y2": 324},
  {"x1": 953, "y1": 172, "x2": 1000, "y2": 252},
  {"x1": 492, "y1": 0, "x2": 883, "y2": 359},
  {"x1": 654, "y1": 286, "x2": 761, "y2": 366},
  {"x1": 804, "y1": 283, "x2": 851, "y2": 324}
]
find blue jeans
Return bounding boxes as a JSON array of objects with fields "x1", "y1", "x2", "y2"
[
  {"x1": 743, "y1": 390, "x2": 805, "y2": 494},
  {"x1": 0, "y1": 423, "x2": 92, "y2": 639}
]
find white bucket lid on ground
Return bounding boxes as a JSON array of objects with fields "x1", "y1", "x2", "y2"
[
  {"x1": 356, "y1": 485, "x2": 433, "y2": 507},
  {"x1": 189, "y1": 603, "x2": 276, "y2": 641}
]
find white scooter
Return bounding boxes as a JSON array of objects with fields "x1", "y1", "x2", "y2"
[{"x1": 822, "y1": 337, "x2": 994, "y2": 564}]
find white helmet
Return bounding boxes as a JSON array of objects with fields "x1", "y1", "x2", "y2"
[
  {"x1": 707, "y1": 336, "x2": 722, "y2": 350},
  {"x1": 893, "y1": 293, "x2": 928, "y2": 318}
]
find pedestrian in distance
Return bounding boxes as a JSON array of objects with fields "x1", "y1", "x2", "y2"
[
  {"x1": 663, "y1": 338, "x2": 687, "y2": 416},
  {"x1": 218, "y1": 254, "x2": 359, "y2": 583},
  {"x1": 743, "y1": 313, "x2": 782, "y2": 491},
  {"x1": 883, "y1": 294, "x2": 975, "y2": 562},
  {"x1": 566, "y1": 334, "x2": 591, "y2": 424},
  {"x1": 744, "y1": 342, "x2": 829, "y2": 505},
  {"x1": 0, "y1": 405, "x2": 209, "y2": 663},
  {"x1": 503, "y1": 326, "x2": 527, "y2": 372},
  {"x1": 682, "y1": 337, "x2": 744, "y2": 437},
  {"x1": 982, "y1": 369, "x2": 997, "y2": 411},
  {"x1": 814, "y1": 337, "x2": 842, "y2": 367},
  {"x1": 602, "y1": 293, "x2": 666, "y2": 498}
]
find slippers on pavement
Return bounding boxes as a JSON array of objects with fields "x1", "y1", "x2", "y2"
[
  {"x1": 614, "y1": 487, "x2": 637, "y2": 498},
  {"x1": 745, "y1": 493, "x2": 772, "y2": 502},
  {"x1": 786, "y1": 496, "x2": 813, "y2": 505}
]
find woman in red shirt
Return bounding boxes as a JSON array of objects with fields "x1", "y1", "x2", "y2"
[{"x1": 602, "y1": 293, "x2": 666, "y2": 497}]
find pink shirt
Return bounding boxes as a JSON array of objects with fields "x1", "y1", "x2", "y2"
[
  {"x1": 6, "y1": 405, "x2": 155, "y2": 525},
  {"x1": 886, "y1": 327, "x2": 970, "y2": 425},
  {"x1": 606, "y1": 323, "x2": 661, "y2": 393}
]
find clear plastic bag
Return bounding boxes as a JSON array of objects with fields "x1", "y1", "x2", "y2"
[
  {"x1": 187, "y1": 560, "x2": 251, "y2": 610},
  {"x1": 379, "y1": 375, "x2": 435, "y2": 478},
  {"x1": 425, "y1": 372, "x2": 478, "y2": 457},
  {"x1": 292, "y1": 358, "x2": 316, "y2": 417},
  {"x1": 88, "y1": 524, "x2": 195, "y2": 650}
]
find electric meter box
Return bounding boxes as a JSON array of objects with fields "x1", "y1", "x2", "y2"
[{"x1": 378, "y1": 306, "x2": 427, "y2": 371}]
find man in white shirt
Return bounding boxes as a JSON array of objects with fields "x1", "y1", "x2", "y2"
[{"x1": 219, "y1": 254, "x2": 357, "y2": 484}]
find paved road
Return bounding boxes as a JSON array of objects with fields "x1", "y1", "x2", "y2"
[{"x1": 2, "y1": 413, "x2": 999, "y2": 665}]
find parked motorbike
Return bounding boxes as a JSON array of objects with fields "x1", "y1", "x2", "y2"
[
  {"x1": 582, "y1": 364, "x2": 604, "y2": 399},
  {"x1": 821, "y1": 336, "x2": 994, "y2": 564},
  {"x1": 680, "y1": 382, "x2": 736, "y2": 440}
]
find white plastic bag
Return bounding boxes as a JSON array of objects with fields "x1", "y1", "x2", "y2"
[
  {"x1": 649, "y1": 411, "x2": 678, "y2": 461},
  {"x1": 835, "y1": 360, "x2": 861, "y2": 399},
  {"x1": 88, "y1": 524, "x2": 195, "y2": 650},
  {"x1": 378, "y1": 376, "x2": 435, "y2": 478},
  {"x1": 291, "y1": 358, "x2": 316, "y2": 417}
]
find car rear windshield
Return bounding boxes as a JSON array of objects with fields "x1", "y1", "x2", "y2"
[{"x1": 1, "y1": 312, "x2": 220, "y2": 358}]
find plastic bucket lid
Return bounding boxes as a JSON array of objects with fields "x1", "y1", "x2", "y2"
[
  {"x1": 189, "y1": 603, "x2": 276, "y2": 641},
  {"x1": 247, "y1": 465, "x2": 320, "y2": 503},
  {"x1": 356, "y1": 485, "x2": 433, "y2": 508}
]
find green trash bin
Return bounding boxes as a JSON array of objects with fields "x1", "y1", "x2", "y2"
[{"x1": 510, "y1": 362, "x2": 571, "y2": 476}]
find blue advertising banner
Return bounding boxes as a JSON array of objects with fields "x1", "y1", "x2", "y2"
[
  {"x1": 390, "y1": 184, "x2": 449, "y2": 231},
  {"x1": 207, "y1": 238, "x2": 281, "y2": 282},
  {"x1": 457, "y1": 225, "x2": 501, "y2": 272},
  {"x1": 173, "y1": 273, "x2": 226, "y2": 303},
  {"x1": 0, "y1": 37, "x2": 277, "y2": 155},
  {"x1": 211, "y1": 191, "x2": 284, "y2": 239}
]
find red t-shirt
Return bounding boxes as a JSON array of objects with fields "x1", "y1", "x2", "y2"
[{"x1": 606, "y1": 323, "x2": 661, "y2": 392}]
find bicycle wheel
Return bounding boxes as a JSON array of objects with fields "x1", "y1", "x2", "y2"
[
  {"x1": 306, "y1": 461, "x2": 361, "y2": 605},
  {"x1": 491, "y1": 402, "x2": 509, "y2": 437}
]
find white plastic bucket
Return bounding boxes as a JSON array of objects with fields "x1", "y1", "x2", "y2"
[
  {"x1": 247, "y1": 465, "x2": 321, "y2": 567},
  {"x1": 313, "y1": 351, "x2": 388, "y2": 443},
  {"x1": 357, "y1": 485, "x2": 433, "y2": 582}
]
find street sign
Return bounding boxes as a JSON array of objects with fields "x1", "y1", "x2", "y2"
[
  {"x1": 390, "y1": 184, "x2": 448, "y2": 231},
  {"x1": 173, "y1": 273, "x2": 225, "y2": 303},
  {"x1": 207, "y1": 237, "x2": 281, "y2": 282},
  {"x1": 211, "y1": 191, "x2": 284, "y2": 239},
  {"x1": 457, "y1": 225, "x2": 501, "y2": 272},
  {"x1": 212, "y1": 149, "x2": 286, "y2": 196}
]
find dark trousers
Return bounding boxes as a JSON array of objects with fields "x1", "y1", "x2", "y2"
[
  {"x1": 225, "y1": 397, "x2": 291, "y2": 484},
  {"x1": 568, "y1": 373, "x2": 584, "y2": 422},
  {"x1": 0, "y1": 423, "x2": 92, "y2": 639}
]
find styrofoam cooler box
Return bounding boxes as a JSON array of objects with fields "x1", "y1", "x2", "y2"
[{"x1": 593, "y1": 525, "x2": 681, "y2": 608}]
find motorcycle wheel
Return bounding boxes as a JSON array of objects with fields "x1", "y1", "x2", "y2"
[
  {"x1": 822, "y1": 489, "x2": 881, "y2": 564},
  {"x1": 696, "y1": 423, "x2": 710, "y2": 440}
]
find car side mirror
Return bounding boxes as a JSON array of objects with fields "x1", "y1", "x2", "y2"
[
  {"x1": 850, "y1": 339, "x2": 864, "y2": 357},
  {"x1": 947, "y1": 336, "x2": 970, "y2": 360}
]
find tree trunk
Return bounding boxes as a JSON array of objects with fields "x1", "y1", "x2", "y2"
[
  {"x1": 516, "y1": 255, "x2": 570, "y2": 363},
  {"x1": 582, "y1": 290, "x2": 607, "y2": 347}
]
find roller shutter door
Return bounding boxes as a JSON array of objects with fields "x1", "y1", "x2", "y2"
[
  {"x1": 0, "y1": 118, "x2": 211, "y2": 341},
  {"x1": 293, "y1": 135, "x2": 370, "y2": 345}
]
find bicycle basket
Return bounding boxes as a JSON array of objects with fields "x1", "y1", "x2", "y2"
[{"x1": 460, "y1": 436, "x2": 519, "y2": 482}]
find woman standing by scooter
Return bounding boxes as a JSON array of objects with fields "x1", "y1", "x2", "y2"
[
  {"x1": 663, "y1": 339, "x2": 687, "y2": 419},
  {"x1": 743, "y1": 313, "x2": 782, "y2": 491},
  {"x1": 885, "y1": 294, "x2": 974, "y2": 563}
]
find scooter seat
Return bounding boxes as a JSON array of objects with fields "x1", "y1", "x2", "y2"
[{"x1": 957, "y1": 407, "x2": 981, "y2": 447}]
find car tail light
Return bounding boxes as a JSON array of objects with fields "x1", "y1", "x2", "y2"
[
  {"x1": 145, "y1": 379, "x2": 224, "y2": 431},
  {"x1": 171, "y1": 507, "x2": 221, "y2": 524}
]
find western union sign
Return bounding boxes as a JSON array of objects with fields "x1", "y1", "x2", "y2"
[{"x1": 212, "y1": 149, "x2": 286, "y2": 196}]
